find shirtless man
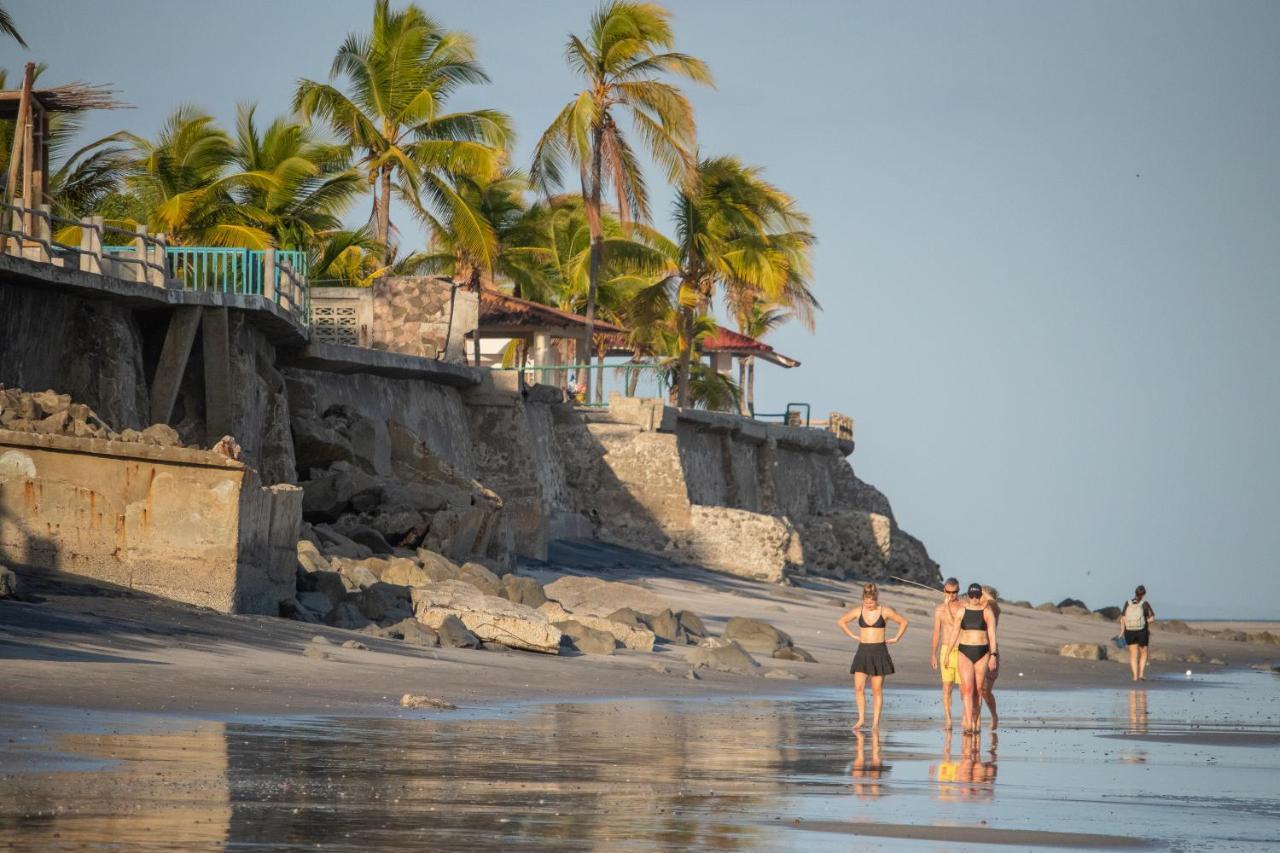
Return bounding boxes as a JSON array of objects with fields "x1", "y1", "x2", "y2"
[{"x1": 930, "y1": 577, "x2": 964, "y2": 728}]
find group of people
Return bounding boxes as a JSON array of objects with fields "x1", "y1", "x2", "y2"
[{"x1": 837, "y1": 579, "x2": 1157, "y2": 730}]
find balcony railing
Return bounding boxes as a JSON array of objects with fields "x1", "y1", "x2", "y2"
[{"x1": 0, "y1": 198, "x2": 308, "y2": 326}]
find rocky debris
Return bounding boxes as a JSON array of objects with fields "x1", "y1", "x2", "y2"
[
  {"x1": 1209, "y1": 657, "x2": 1227, "y2": 666},
  {"x1": 211, "y1": 435, "x2": 242, "y2": 460},
  {"x1": 499, "y1": 575, "x2": 547, "y2": 608},
  {"x1": 543, "y1": 576, "x2": 671, "y2": 619},
  {"x1": 303, "y1": 645, "x2": 331, "y2": 661},
  {"x1": 435, "y1": 614, "x2": 481, "y2": 649},
  {"x1": 1185, "y1": 648, "x2": 1207, "y2": 664},
  {"x1": 1093, "y1": 606, "x2": 1123, "y2": 621},
  {"x1": 606, "y1": 607, "x2": 651, "y2": 630},
  {"x1": 772, "y1": 646, "x2": 817, "y2": 663},
  {"x1": 400, "y1": 694, "x2": 457, "y2": 711},
  {"x1": 1059, "y1": 643, "x2": 1106, "y2": 660},
  {"x1": 341, "y1": 639, "x2": 368, "y2": 650},
  {"x1": 687, "y1": 640, "x2": 759, "y2": 673},
  {"x1": 0, "y1": 565, "x2": 18, "y2": 599},
  {"x1": 412, "y1": 580, "x2": 561, "y2": 654},
  {"x1": 1148, "y1": 648, "x2": 1172, "y2": 662},
  {"x1": 0, "y1": 386, "x2": 203, "y2": 448},
  {"x1": 1104, "y1": 643, "x2": 1128, "y2": 663},
  {"x1": 311, "y1": 524, "x2": 374, "y2": 559},
  {"x1": 326, "y1": 601, "x2": 371, "y2": 631},
  {"x1": 555, "y1": 620, "x2": 617, "y2": 655},
  {"x1": 723, "y1": 617, "x2": 794, "y2": 656}
]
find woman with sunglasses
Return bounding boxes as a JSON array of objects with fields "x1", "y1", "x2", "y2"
[{"x1": 942, "y1": 582, "x2": 998, "y2": 734}]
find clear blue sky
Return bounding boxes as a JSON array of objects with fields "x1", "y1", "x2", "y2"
[{"x1": 8, "y1": 1, "x2": 1279, "y2": 617}]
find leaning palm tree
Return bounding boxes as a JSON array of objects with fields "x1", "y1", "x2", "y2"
[
  {"x1": 294, "y1": 0, "x2": 510, "y2": 265},
  {"x1": 531, "y1": 0, "x2": 712, "y2": 401},
  {"x1": 669, "y1": 155, "x2": 815, "y2": 407}
]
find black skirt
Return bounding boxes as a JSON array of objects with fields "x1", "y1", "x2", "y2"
[{"x1": 850, "y1": 641, "x2": 895, "y2": 676}]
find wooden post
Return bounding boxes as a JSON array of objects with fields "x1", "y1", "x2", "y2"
[
  {"x1": 0, "y1": 63, "x2": 35, "y2": 256},
  {"x1": 21, "y1": 92, "x2": 35, "y2": 236}
]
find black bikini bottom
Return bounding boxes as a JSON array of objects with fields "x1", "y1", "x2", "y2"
[{"x1": 958, "y1": 643, "x2": 990, "y2": 664}]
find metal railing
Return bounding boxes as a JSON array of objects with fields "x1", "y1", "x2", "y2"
[{"x1": 1, "y1": 198, "x2": 308, "y2": 326}]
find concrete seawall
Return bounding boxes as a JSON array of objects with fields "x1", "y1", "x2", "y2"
[{"x1": 0, "y1": 431, "x2": 300, "y2": 613}]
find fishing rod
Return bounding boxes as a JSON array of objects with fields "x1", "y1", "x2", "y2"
[{"x1": 890, "y1": 575, "x2": 944, "y2": 593}]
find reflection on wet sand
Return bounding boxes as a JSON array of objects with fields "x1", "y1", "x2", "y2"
[
  {"x1": 850, "y1": 729, "x2": 889, "y2": 797},
  {"x1": 929, "y1": 729, "x2": 997, "y2": 801}
]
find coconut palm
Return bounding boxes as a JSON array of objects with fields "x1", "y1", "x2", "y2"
[
  {"x1": 294, "y1": 0, "x2": 510, "y2": 265},
  {"x1": 669, "y1": 155, "x2": 815, "y2": 407},
  {"x1": 230, "y1": 104, "x2": 363, "y2": 251},
  {"x1": 0, "y1": 5, "x2": 25, "y2": 47},
  {"x1": 734, "y1": 301, "x2": 793, "y2": 416},
  {"x1": 531, "y1": 0, "x2": 712, "y2": 401}
]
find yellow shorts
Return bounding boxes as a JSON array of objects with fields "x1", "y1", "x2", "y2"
[{"x1": 939, "y1": 647, "x2": 959, "y2": 684}]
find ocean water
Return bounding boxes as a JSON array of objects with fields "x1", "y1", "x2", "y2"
[{"x1": 0, "y1": 670, "x2": 1277, "y2": 850}]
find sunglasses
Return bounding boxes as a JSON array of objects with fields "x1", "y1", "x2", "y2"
[{"x1": 943, "y1": 588, "x2": 958, "y2": 595}]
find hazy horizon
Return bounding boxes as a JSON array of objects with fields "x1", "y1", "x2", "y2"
[{"x1": 6, "y1": 1, "x2": 1278, "y2": 618}]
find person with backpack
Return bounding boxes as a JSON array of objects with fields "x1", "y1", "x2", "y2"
[{"x1": 1118, "y1": 584, "x2": 1156, "y2": 681}]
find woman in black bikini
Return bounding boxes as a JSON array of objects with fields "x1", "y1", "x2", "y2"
[
  {"x1": 837, "y1": 583, "x2": 909, "y2": 730},
  {"x1": 942, "y1": 583, "x2": 998, "y2": 734}
]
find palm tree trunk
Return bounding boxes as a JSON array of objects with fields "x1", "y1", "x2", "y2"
[
  {"x1": 676, "y1": 302, "x2": 695, "y2": 408},
  {"x1": 595, "y1": 349, "x2": 605, "y2": 406},
  {"x1": 582, "y1": 124, "x2": 605, "y2": 404},
  {"x1": 377, "y1": 164, "x2": 392, "y2": 265},
  {"x1": 747, "y1": 356, "x2": 756, "y2": 417},
  {"x1": 737, "y1": 357, "x2": 749, "y2": 416}
]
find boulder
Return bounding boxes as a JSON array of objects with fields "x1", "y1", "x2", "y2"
[
  {"x1": 0, "y1": 565, "x2": 18, "y2": 599},
  {"x1": 1058, "y1": 605, "x2": 1091, "y2": 617},
  {"x1": 537, "y1": 601, "x2": 572, "y2": 622},
  {"x1": 353, "y1": 584, "x2": 411, "y2": 624},
  {"x1": 382, "y1": 556, "x2": 446, "y2": 588},
  {"x1": 1094, "y1": 606, "x2": 1123, "y2": 621},
  {"x1": 388, "y1": 618, "x2": 440, "y2": 647},
  {"x1": 723, "y1": 617, "x2": 794, "y2": 655},
  {"x1": 606, "y1": 607, "x2": 652, "y2": 630},
  {"x1": 1103, "y1": 643, "x2": 1128, "y2": 663},
  {"x1": 297, "y1": 570, "x2": 347, "y2": 609},
  {"x1": 773, "y1": 646, "x2": 816, "y2": 663},
  {"x1": 341, "y1": 563, "x2": 382, "y2": 591},
  {"x1": 292, "y1": 415, "x2": 353, "y2": 470},
  {"x1": 412, "y1": 580, "x2": 561, "y2": 654},
  {"x1": 1035, "y1": 602, "x2": 1061, "y2": 613},
  {"x1": 649, "y1": 609, "x2": 687, "y2": 644},
  {"x1": 677, "y1": 610, "x2": 709, "y2": 640},
  {"x1": 140, "y1": 423, "x2": 181, "y2": 447},
  {"x1": 459, "y1": 562, "x2": 502, "y2": 596},
  {"x1": 312, "y1": 524, "x2": 374, "y2": 559},
  {"x1": 544, "y1": 576, "x2": 672, "y2": 618},
  {"x1": 416, "y1": 549, "x2": 464, "y2": 581},
  {"x1": 368, "y1": 510, "x2": 426, "y2": 544},
  {"x1": 297, "y1": 540, "x2": 330, "y2": 574},
  {"x1": 1057, "y1": 598, "x2": 1089, "y2": 611},
  {"x1": 687, "y1": 641, "x2": 760, "y2": 673},
  {"x1": 555, "y1": 620, "x2": 617, "y2": 655},
  {"x1": 302, "y1": 470, "x2": 357, "y2": 522},
  {"x1": 1059, "y1": 643, "x2": 1106, "y2": 660},
  {"x1": 339, "y1": 523, "x2": 393, "y2": 555},
  {"x1": 499, "y1": 575, "x2": 547, "y2": 608},
  {"x1": 434, "y1": 614, "x2": 481, "y2": 649},
  {"x1": 296, "y1": 591, "x2": 334, "y2": 618},
  {"x1": 326, "y1": 601, "x2": 371, "y2": 630}
]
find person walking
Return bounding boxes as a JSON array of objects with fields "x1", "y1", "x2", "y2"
[
  {"x1": 1118, "y1": 584, "x2": 1156, "y2": 681},
  {"x1": 975, "y1": 585, "x2": 1001, "y2": 729},
  {"x1": 838, "y1": 583, "x2": 909, "y2": 730},
  {"x1": 941, "y1": 582, "x2": 998, "y2": 734},
  {"x1": 930, "y1": 578, "x2": 964, "y2": 728}
]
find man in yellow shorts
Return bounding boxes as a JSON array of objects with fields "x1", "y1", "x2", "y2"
[{"x1": 930, "y1": 577, "x2": 964, "y2": 728}]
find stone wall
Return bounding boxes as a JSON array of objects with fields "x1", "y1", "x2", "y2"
[
  {"x1": 369, "y1": 277, "x2": 477, "y2": 363},
  {"x1": 0, "y1": 430, "x2": 300, "y2": 614}
]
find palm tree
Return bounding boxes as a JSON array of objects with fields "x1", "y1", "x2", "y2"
[
  {"x1": 294, "y1": 0, "x2": 510, "y2": 265},
  {"x1": 0, "y1": 5, "x2": 26, "y2": 47},
  {"x1": 669, "y1": 155, "x2": 815, "y2": 407},
  {"x1": 531, "y1": 0, "x2": 712, "y2": 402},
  {"x1": 734, "y1": 302, "x2": 793, "y2": 416},
  {"x1": 123, "y1": 105, "x2": 276, "y2": 247},
  {"x1": 230, "y1": 104, "x2": 363, "y2": 250}
]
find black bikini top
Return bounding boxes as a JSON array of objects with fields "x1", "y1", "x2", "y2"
[
  {"x1": 858, "y1": 609, "x2": 886, "y2": 628},
  {"x1": 960, "y1": 607, "x2": 987, "y2": 631}
]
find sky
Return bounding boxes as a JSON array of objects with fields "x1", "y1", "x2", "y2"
[{"x1": 7, "y1": 1, "x2": 1279, "y2": 617}]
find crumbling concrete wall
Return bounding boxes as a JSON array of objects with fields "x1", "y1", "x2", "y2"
[
  {"x1": 0, "y1": 431, "x2": 300, "y2": 614},
  {"x1": 370, "y1": 277, "x2": 477, "y2": 363}
]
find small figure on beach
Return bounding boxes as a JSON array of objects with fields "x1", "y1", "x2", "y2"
[
  {"x1": 837, "y1": 582, "x2": 908, "y2": 730},
  {"x1": 930, "y1": 577, "x2": 964, "y2": 728},
  {"x1": 1119, "y1": 584, "x2": 1156, "y2": 681},
  {"x1": 941, "y1": 582, "x2": 998, "y2": 734}
]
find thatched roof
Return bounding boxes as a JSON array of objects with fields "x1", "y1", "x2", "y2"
[{"x1": 0, "y1": 82, "x2": 126, "y2": 119}]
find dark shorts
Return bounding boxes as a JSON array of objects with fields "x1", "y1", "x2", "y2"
[
  {"x1": 851, "y1": 642, "x2": 895, "y2": 676},
  {"x1": 1123, "y1": 628, "x2": 1150, "y2": 648}
]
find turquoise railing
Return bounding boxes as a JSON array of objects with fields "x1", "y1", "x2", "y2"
[{"x1": 103, "y1": 246, "x2": 307, "y2": 295}]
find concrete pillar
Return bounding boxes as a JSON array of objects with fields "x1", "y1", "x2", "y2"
[
  {"x1": 151, "y1": 233, "x2": 168, "y2": 287},
  {"x1": 711, "y1": 351, "x2": 733, "y2": 376},
  {"x1": 262, "y1": 248, "x2": 277, "y2": 303},
  {"x1": 201, "y1": 307, "x2": 233, "y2": 441},
  {"x1": 79, "y1": 216, "x2": 103, "y2": 274},
  {"x1": 149, "y1": 306, "x2": 203, "y2": 426},
  {"x1": 133, "y1": 224, "x2": 150, "y2": 284}
]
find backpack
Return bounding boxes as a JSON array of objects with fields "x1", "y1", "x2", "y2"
[{"x1": 1122, "y1": 599, "x2": 1147, "y2": 631}]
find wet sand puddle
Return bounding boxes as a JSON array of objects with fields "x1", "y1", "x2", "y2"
[{"x1": 1, "y1": 670, "x2": 1277, "y2": 850}]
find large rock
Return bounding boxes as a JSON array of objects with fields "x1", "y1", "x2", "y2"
[
  {"x1": 543, "y1": 576, "x2": 671, "y2": 618},
  {"x1": 296, "y1": 540, "x2": 330, "y2": 574},
  {"x1": 292, "y1": 414, "x2": 352, "y2": 470},
  {"x1": 459, "y1": 562, "x2": 502, "y2": 596},
  {"x1": 773, "y1": 646, "x2": 817, "y2": 663},
  {"x1": 312, "y1": 524, "x2": 374, "y2": 559},
  {"x1": 1059, "y1": 643, "x2": 1106, "y2": 660},
  {"x1": 555, "y1": 620, "x2": 617, "y2": 655},
  {"x1": 723, "y1": 617, "x2": 794, "y2": 655},
  {"x1": 606, "y1": 607, "x2": 651, "y2": 630},
  {"x1": 326, "y1": 601, "x2": 371, "y2": 630},
  {"x1": 412, "y1": 580, "x2": 561, "y2": 654},
  {"x1": 297, "y1": 570, "x2": 347, "y2": 609},
  {"x1": 387, "y1": 618, "x2": 440, "y2": 647},
  {"x1": 353, "y1": 583, "x2": 411, "y2": 624},
  {"x1": 687, "y1": 641, "x2": 759, "y2": 673},
  {"x1": 538, "y1": 602, "x2": 655, "y2": 652},
  {"x1": 0, "y1": 565, "x2": 17, "y2": 599},
  {"x1": 677, "y1": 610, "x2": 709, "y2": 640},
  {"x1": 499, "y1": 575, "x2": 547, "y2": 608},
  {"x1": 435, "y1": 614, "x2": 481, "y2": 649},
  {"x1": 649, "y1": 609, "x2": 687, "y2": 644}
]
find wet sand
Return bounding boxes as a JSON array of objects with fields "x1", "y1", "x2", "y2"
[{"x1": 1, "y1": 670, "x2": 1277, "y2": 850}]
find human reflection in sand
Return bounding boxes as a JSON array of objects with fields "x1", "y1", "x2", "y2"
[
  {"x1": 850, "y1": 728, "x2": 890, "y2": 797},
  {"x1": 930, "y1": 729, "x2": 997, "y2": 800},
  {"x1": 1118, "y1": 689, "x2": 1150, "y2": 764}
]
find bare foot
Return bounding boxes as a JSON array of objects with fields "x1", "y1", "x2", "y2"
[
  {"x1": 989, "y1": 714, "x2": 999, "y2": 730},
  {"x1": 853, "y1": 718, "x2": 865, "y2": 731},
  {"x1": 943, "y1": 716, "x2": 953, "y2": 729}
]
